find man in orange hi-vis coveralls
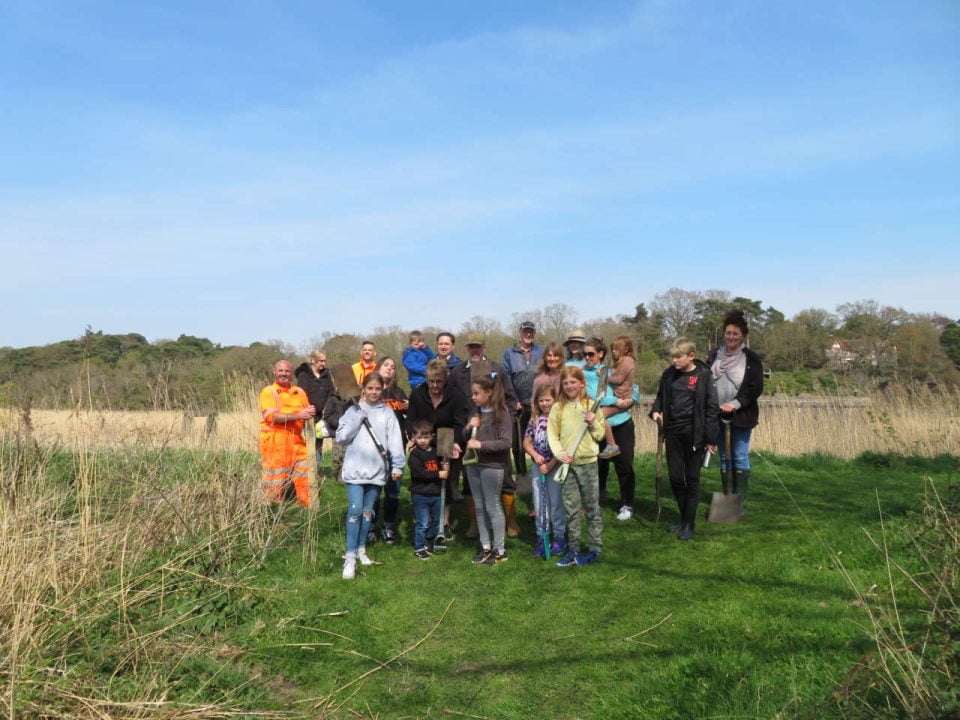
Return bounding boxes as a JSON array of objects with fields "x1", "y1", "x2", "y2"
[{"x1": 259, "y1": 359, "x2": 316, "y2": 506}]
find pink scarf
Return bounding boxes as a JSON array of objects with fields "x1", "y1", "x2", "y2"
[{"x1": 712, "y1": 346, "x2": 746, "y2": 389}]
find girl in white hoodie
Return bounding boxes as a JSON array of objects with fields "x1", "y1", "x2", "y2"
[{"x1": 336, "y1": 373, "x2": 406, "y2": 580}]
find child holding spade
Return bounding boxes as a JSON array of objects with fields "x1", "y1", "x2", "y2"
[{"x1": 548, "y1": 366, "x2": 605, "y2": 567}]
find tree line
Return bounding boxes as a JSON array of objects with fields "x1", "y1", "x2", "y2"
[{"x1": 3, "y1": 292, "x2": 958, "y2": 410}]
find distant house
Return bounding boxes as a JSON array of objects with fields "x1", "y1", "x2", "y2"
[
  {"x1": 824, "y1": 338, "x2": 898, "y2": 369},
  {"x1": 825, "y1": 338, "x2": 858, "y2": 368}
]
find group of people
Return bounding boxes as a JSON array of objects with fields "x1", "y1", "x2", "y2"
[{"x1": 256, "y1": 310, "x2": 763, "y2": 579}]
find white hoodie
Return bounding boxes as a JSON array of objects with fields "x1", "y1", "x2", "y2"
[{"x1": 335, "y1": 400, "x2": 406, "y2": 486}]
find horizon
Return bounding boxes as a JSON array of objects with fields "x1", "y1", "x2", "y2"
[{"x1": 3, "y1": 1, "x2": 958, "y2": 349}]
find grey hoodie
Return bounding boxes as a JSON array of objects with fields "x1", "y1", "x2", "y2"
[{"x1": 336, "y1": 401, "x2": 406, "y2": 486}]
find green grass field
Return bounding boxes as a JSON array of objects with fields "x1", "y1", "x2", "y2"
[
  {"x1": 5, "y1": 446, "x2": 956, "y2": 719},
  {"x1": 222, "y1": 452, "x2": 956, "y2": 719}
]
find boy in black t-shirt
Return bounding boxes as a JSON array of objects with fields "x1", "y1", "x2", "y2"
[
  {"x1": 650, "y1": 338, "x2": 719, "y2": 540},
  {"x1": 407, "y1": 420, "x2": 449, "y2": 559}
]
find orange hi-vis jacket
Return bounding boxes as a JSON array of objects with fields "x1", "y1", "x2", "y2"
[{"x1": 259, "y1": 382, "x2": 311, "y2": 506}]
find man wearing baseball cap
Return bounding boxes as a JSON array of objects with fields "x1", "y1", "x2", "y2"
[{"x1": 502, "y1": 320, "x2": 545, "y2": 481}]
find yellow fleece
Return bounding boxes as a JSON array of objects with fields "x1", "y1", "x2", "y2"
[{"x1": 547, "y1": 397, "x2": 605, "y2": 464}]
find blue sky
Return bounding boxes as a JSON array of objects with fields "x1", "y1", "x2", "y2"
[{"x1": 2, "y1": 0, "x2": 958, "y2": 347}]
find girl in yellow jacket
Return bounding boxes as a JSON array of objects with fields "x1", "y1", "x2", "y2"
[{"x1": 547, "y1": 366, "x2": 605, "y2": 567}]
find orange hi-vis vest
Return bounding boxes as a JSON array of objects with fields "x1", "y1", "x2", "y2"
[
  {"x1": 259, "y1": 382, "x2": 311, "y2": 506},
  {"x1": 352, "y1": 359, "x2": 376, "y2": 386}
]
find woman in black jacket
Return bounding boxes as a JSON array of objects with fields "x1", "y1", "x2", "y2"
[
  {"x1": 295, "y1": 350, "x2": 334, "y2": 473},
  {"x1": 406, "y1": 359, "x2": 471, "y2": 538},
  {"x1": 707, "y1": 309, "x2": 764, "y2": 516}
]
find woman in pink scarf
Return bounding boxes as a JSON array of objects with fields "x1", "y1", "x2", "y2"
[{"x1": 707, "y1": 310, "x2": 764, "y2": 516}]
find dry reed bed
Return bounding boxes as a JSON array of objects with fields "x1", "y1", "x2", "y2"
[
  {"x1": 7, "y1": 387, "x2": 959, "y2": 459},
  {"x1": 0, "y1": 427, "x2": 289, "y2": 719}
]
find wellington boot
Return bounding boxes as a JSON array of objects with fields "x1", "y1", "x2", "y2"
[
  {"x1": 502, "y1": 493, "x2": 520, "y2": 538},
  {"x1": 733, "y1": 470, "x2": 750, "y2": 517},
  {"x1": 683, "y1": 494, "x2": 700, "y2": 533},
  {"x1": 464, "y1": 496, "x2": 479, "y2": 539}
]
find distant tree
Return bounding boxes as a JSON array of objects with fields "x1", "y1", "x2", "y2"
[
  {"x1": 541, "y1": 303, "x2": 578, "y2": 342},
  {"x1": 837, "y1": 300, "x2": 909, "y2": 373},
  {"x1": 510, "y1": 303, "x2": 577, "y2": 344},
  {"x1": 939, "y1": 321, "x2": 960, "y2": 366},
  {"x1": 459, "y1": 315, "x2": 504, "y2": 340},
  {"x1": 764, "y1": 321, "x2": 825, "y2": 370},
  {"x1": 621, "y1": 303, "x2": 666, "y2": 355},
  {"x1": 690, "y1": 296, "x2": 729, "y2": 350},
  {"x1": 793, "y1": 308, "x2": 838, "y2": 336},
  {"x1": 894, "y1": 320, "x2": 957, "y2": 382},
  {"x1": 650, "y1": 288, "x2": 702, "y2": 338},
  {"x1": 317, "y1": 333, "x2": 363, "y2": 366}
]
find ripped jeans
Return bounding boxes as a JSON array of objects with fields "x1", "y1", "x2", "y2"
[{"x1": 345, "y1": 483, "x2": 381, "y2": 557}]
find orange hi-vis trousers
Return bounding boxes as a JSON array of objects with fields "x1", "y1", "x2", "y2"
[{"x1": 259, "y1": 382, "x2": 311, "y2": 506}]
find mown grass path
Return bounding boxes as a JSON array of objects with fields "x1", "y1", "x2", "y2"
[{"x1": 226, "y1": 453, "x2": 956, "y2": 719}]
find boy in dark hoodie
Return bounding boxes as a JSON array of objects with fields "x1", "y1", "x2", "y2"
[
  {"x1": 650, "y1": 338, "x2": 719, "y2": 541},
  {"x1": 407, "y1": 420, "x2": 449, "y2": 559}
]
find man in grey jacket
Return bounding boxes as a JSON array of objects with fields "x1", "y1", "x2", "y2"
[{"x1": 502, "y1": 320, "x2": 544, "y2": 476}]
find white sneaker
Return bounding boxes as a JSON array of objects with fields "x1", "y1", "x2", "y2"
[
  {"x1": 357, "y1": 548, "x2": 376, "y2": 566},
  {"x1": 616, "y1": 506, "x2": 633, "y2": 521},
  {"x1": 342, "y1": 556, "x2": 356, "y2": 580}
]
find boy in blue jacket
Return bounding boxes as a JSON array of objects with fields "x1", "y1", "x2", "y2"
[{"x1": 402, "y1": 330, "x2": 436, "y2": 389}]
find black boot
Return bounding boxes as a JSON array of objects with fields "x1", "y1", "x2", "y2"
[
  {"x1": 734, "y1": 470, "x2": 750, "y2": 517},
  {"x1": 678, "y1": 493, "x2": 699, "y2": 540},
  {"x1": 669, "y1": 492, "x2": 685, "y2": 534}
]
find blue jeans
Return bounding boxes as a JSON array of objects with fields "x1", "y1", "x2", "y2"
[
  {"x1": 345, "y1": 483, "x2": 380, "y2": 556},
  {"x1": 531, "y1": 466, "x2": 566, "y2": 542},
  {"x1": 719, "y1": 426, "x2": 753, "y2": 472},
  {"x1": 411, "y1": 493, "x2": 441, "y2": 550}
]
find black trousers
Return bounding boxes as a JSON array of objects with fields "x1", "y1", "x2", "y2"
[
  {"x1": 598, "y1": 418, "x2": 636, "y2": 507},
  {"x1": 510, "y1": 404, "x2": 531, "y2": 478},
  {"x1": 664, "y1": 430, "x2": 705, "y2": 526}
]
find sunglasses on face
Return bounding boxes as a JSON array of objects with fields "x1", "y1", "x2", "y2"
[{"x1": 584, "y1": 351, "x2": 597, "y2": 357}]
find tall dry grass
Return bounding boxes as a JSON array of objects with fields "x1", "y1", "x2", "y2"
[
  {"x1": 0, "y1": 400, "x2": 297, "y2": 719},
  {"x1": 7, "y1": 386, "x2": 959, "y2": 460},
  {"x1": 630, "y1": 385, "x2": 960, "y2": 459},
  {"x1": 824, "y1": 481, "x2": 959, "y2": 718}
]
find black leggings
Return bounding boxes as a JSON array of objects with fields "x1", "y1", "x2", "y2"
[{"x1": 598, "y1": 418, "x2": 636, "y2": 507}]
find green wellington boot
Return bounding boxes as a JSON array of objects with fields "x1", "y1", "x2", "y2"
[{"x1": 733, "y1": 470, "x2": 750, "y2": 517}]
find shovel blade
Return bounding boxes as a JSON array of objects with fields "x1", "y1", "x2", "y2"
[
  {"x1": 330, "y1": 363, "x2": 361, "y2": 401},
  {"x1": 436, "y1": 427, "x2": 454, "y2": 458},
  {"x1": 707, "y1": 492, "x2": 742, "y2": 524}
]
